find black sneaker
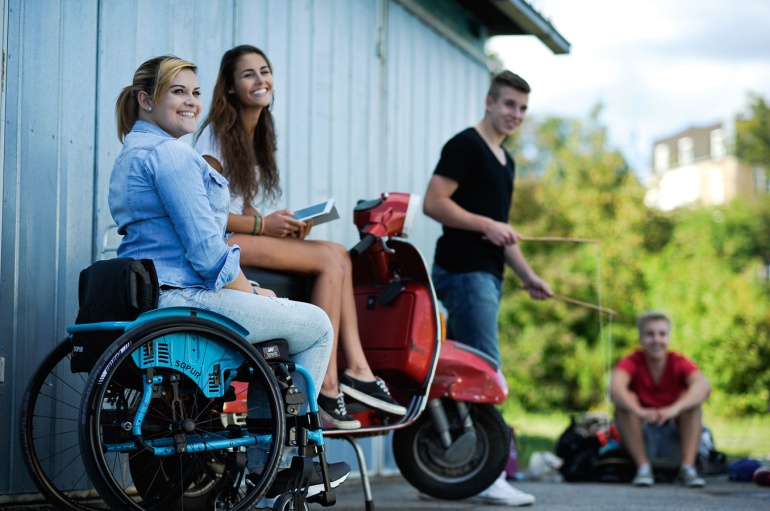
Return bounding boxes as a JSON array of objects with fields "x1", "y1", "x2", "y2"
[
  {"x1": 317, "y1": 393, "x2": 361, "y2": 429},
  {"x1": 339, "y1": 375, "x2": 407, "y2": 416},
  {"x1": 256, "y1": 461, "x2": 351, "y2": 508}
]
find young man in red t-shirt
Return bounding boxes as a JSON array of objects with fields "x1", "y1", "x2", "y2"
[{"x1": 610, "y1": 311, "x2": 711, "y2": 488}]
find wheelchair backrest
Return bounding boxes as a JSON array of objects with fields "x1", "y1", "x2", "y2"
[{"x1": 71, "y1": 258, "x2": 159, "y2": 373}]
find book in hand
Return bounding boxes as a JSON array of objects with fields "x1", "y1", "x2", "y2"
[{"x1": 291, "y1": 198, "x2": 339, "y2": 226}]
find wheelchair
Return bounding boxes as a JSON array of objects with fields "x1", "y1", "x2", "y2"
[{"x1": 19, "y1": 259, "x2": 338, "y2": 511}]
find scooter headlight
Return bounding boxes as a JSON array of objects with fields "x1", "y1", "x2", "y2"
[{"x1": 401, "y1": 194, "x2": 421, "y2": 238}]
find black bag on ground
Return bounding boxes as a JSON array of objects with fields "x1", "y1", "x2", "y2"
[
  {"x1": 70, "y1": 258, "x2": 159, "y2": 373},
  {"x1": 696, "y1": 426, "x2": 728, "y2": 475},
  {"x1": 555, "y1": 413, "x2": 634, "y2": 483},
  {"x1": 555, "y1": 415, "x2": 602, "y2": 482}
]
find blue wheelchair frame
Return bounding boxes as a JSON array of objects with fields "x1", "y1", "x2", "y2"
[
  {"x1": 69, "y1": 307, "x2": 325, "y2": 458},
  {"x1": 68, "y1": 306, "x2": 331, "y2": 511}
]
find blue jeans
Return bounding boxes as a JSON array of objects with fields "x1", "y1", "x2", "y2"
[
  {"x1": 159, "y1": 287, "x2": 333, "y2": 467},
  {"x1": 431, "y1": 265, "x2": 503, "y2": 367},
  {"x1": 643, "y1": 421, "x2": 681, "y2": 462}
]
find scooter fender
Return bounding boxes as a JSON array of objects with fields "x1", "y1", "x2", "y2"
[{"x1": 428, "y1": 340, "x2": 508, "y2": 404}]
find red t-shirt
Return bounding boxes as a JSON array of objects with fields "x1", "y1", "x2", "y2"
[{"x1": 615, "y1": 350, "x2": 699, "y2": 408}]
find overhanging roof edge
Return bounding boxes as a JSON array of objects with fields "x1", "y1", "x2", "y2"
[
  {"x1": 491, "y1": 0, "x2": 570, "y2": 54},
  {"x1": 395, "y1": 0, "x2": 490, "y2": 66}
]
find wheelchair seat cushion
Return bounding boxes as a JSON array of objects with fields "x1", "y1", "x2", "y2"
[{"x1": 71, "y1": 258, "x2": 159, "y2": 373}]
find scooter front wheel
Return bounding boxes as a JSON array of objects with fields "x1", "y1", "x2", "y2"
[{"x1": 393, "y1": 400, "x2": 510, "y2": 500}]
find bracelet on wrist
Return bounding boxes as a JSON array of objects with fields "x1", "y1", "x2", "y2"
[
  {"x1": 258, "y1": 213, "x2": 266, "y2": 235},
  {"x1": 251, "y1": 215, "x2": 259, "y2": 235}
]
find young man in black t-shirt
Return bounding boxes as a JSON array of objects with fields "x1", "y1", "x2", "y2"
[{"x1": 422, "y1": 71, "x2": 552, "y2": 507}]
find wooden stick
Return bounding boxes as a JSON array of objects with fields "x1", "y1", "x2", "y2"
[
  {"x1": 520, "y1": 236, "x2": 600, "y2": 244},
  {"x1": 551, "y1": 293, "x2": 618, "y2": 316},
  {"x1": 518, "y1": 287, "x2": 617, "y2": 315}
]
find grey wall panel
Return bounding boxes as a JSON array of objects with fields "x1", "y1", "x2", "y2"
[
  {"x1": 282, "y1": 0, "x2": 313, "y2": 216},
  {"x1": 348, "y1": 0, "x2": 385, "y2": 225},
  {"x1": 0, "y1": 0, "x2": 23, "y2": 495},
  {"x1": 0, "y1": 0, "x2": 6, "y2": 307},
  {"x1": 308, "y1": 0, "x2": 333, "y2": 210},
  {"x1": 1, "y1": 0, "x2": 98, "y2": 495},
  {"x1": 59, "y1": 0, "x2": 100, "y2": 339},
  {"x1": 93, "y1": 0, "x2": 142, "y2": 258}
]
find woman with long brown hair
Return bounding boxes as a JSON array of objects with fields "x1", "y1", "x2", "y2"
[{"x1": 196, "y1": 45, "x2": 406, "y2": 429}]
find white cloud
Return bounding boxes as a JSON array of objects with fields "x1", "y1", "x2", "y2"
[{"x1": 488, "y1": 0, "x2": 770, "y2": 175}]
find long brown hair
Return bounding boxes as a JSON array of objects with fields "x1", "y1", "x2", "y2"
[
  {"x1": 199, "y1": 45, "x2": 280, "y2": 203},
  {"x1": 116, "y1": 56, "x2": 197, "y2": 142}
]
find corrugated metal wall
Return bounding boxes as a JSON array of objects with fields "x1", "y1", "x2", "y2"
[{"x1": 0, "y1": 0, "x2": 489, "y2": 498}]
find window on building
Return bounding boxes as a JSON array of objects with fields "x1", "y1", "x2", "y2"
[
  {"x1": 678, "y1": 137, "x2": 694, "y2": 165},
  {"x1": 710, "y1": 129, "x2": 725, "y2": 160},
  {"x1": 654, "y1": 143, "x2": 670, "y2": 172}
]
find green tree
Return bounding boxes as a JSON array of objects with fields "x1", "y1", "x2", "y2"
[{"x1": 735, "y1": 93, "x2": 770, "y2": 168}]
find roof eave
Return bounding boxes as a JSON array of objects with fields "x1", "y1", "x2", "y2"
[{"x1": 485, "y1": 0, "x2": 570, "y2": 54}]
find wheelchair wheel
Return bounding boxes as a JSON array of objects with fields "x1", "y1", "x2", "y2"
[
  {"x1": 19, "y1": 337, "x2": 103, "y2": 511},
  {"x1": 79, "y1": 316, "x2": 285, "y2": 511}
]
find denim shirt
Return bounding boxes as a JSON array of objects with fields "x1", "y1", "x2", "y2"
[{"x1": 109, "y1": 120, "x2": 241, "y2": 290}]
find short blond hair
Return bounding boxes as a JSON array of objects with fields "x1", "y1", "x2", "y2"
[
  {"x1": 488, "y1": 70, "x2": 530, "y2": 100},
  {"x1": 636, "y1": 310, "x2": 671, "y2": 334}
]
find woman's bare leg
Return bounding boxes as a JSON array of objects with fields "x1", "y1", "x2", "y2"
[
  {"x1": 335, "y1": 246, "x2": 375, "y2": 381},
  {"x1": 229, "y1": 235, "x2": 373, "y2": 397}
]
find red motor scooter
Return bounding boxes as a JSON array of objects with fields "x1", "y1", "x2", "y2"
[{"x1": 239, "y1": 192, "x2": 512, "y2": 508}]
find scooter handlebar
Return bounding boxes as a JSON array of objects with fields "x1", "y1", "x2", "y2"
[{"x1": 349, "y1": 233, "x2": 378, "y2": 257}]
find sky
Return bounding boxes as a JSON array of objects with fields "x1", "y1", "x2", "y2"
[{"x1": 487, "y1": 0, "x2": 770, "y2": 177}]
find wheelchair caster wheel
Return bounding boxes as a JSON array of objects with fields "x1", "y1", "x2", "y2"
[{"x1": 273, "y1": 492, "x2": 309, "y2": 511}]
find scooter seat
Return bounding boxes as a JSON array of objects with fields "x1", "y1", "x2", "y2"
[{"x1": 242, "y1": 266, "x2": 315, "y2": 302}]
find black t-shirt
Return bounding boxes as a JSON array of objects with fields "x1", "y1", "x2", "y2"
[{"x1": 432, "y1": 127, "x2": 515, "y2": 279}]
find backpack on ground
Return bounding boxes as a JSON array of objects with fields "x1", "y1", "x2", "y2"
[
  {"x1": 555, "y1": 413, "x2": 634, "y2": 483},
  {"x1": 556, "y1": 413, "x2": 726, "y2": 483}
]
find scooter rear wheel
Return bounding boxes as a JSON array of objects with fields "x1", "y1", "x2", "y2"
[{"x1": 393, "y1": 400, "x2": 510, "y2": 500}]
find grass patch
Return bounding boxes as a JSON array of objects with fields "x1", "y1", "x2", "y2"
[
  {"x1": 501, "y1": 408, "x2": 770, "y2": 471},
  {"x1": 502, "y1": 410, "x2": 571, "y2": 469},
  {"x1": 704, "y1": 412, "x2": 770, "y2": 459}
]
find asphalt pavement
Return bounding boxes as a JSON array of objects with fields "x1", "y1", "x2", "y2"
[
  {"x1": 330, "y1": 474, "x2": 770, "y2": 511},
  {"x1": 3, "y1": 474, "x2": 768, "y2": 511}
]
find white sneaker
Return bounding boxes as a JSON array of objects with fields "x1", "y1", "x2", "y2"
[
  {"x1": 466, "y1": 474, "x2": 535, "y2": 507},
  {"x1": 632, "y1": 464, "x2": 654, "y2": 487},
  {"x1": 679, "y1": 465, "x2": 705, "y2": 488}
]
